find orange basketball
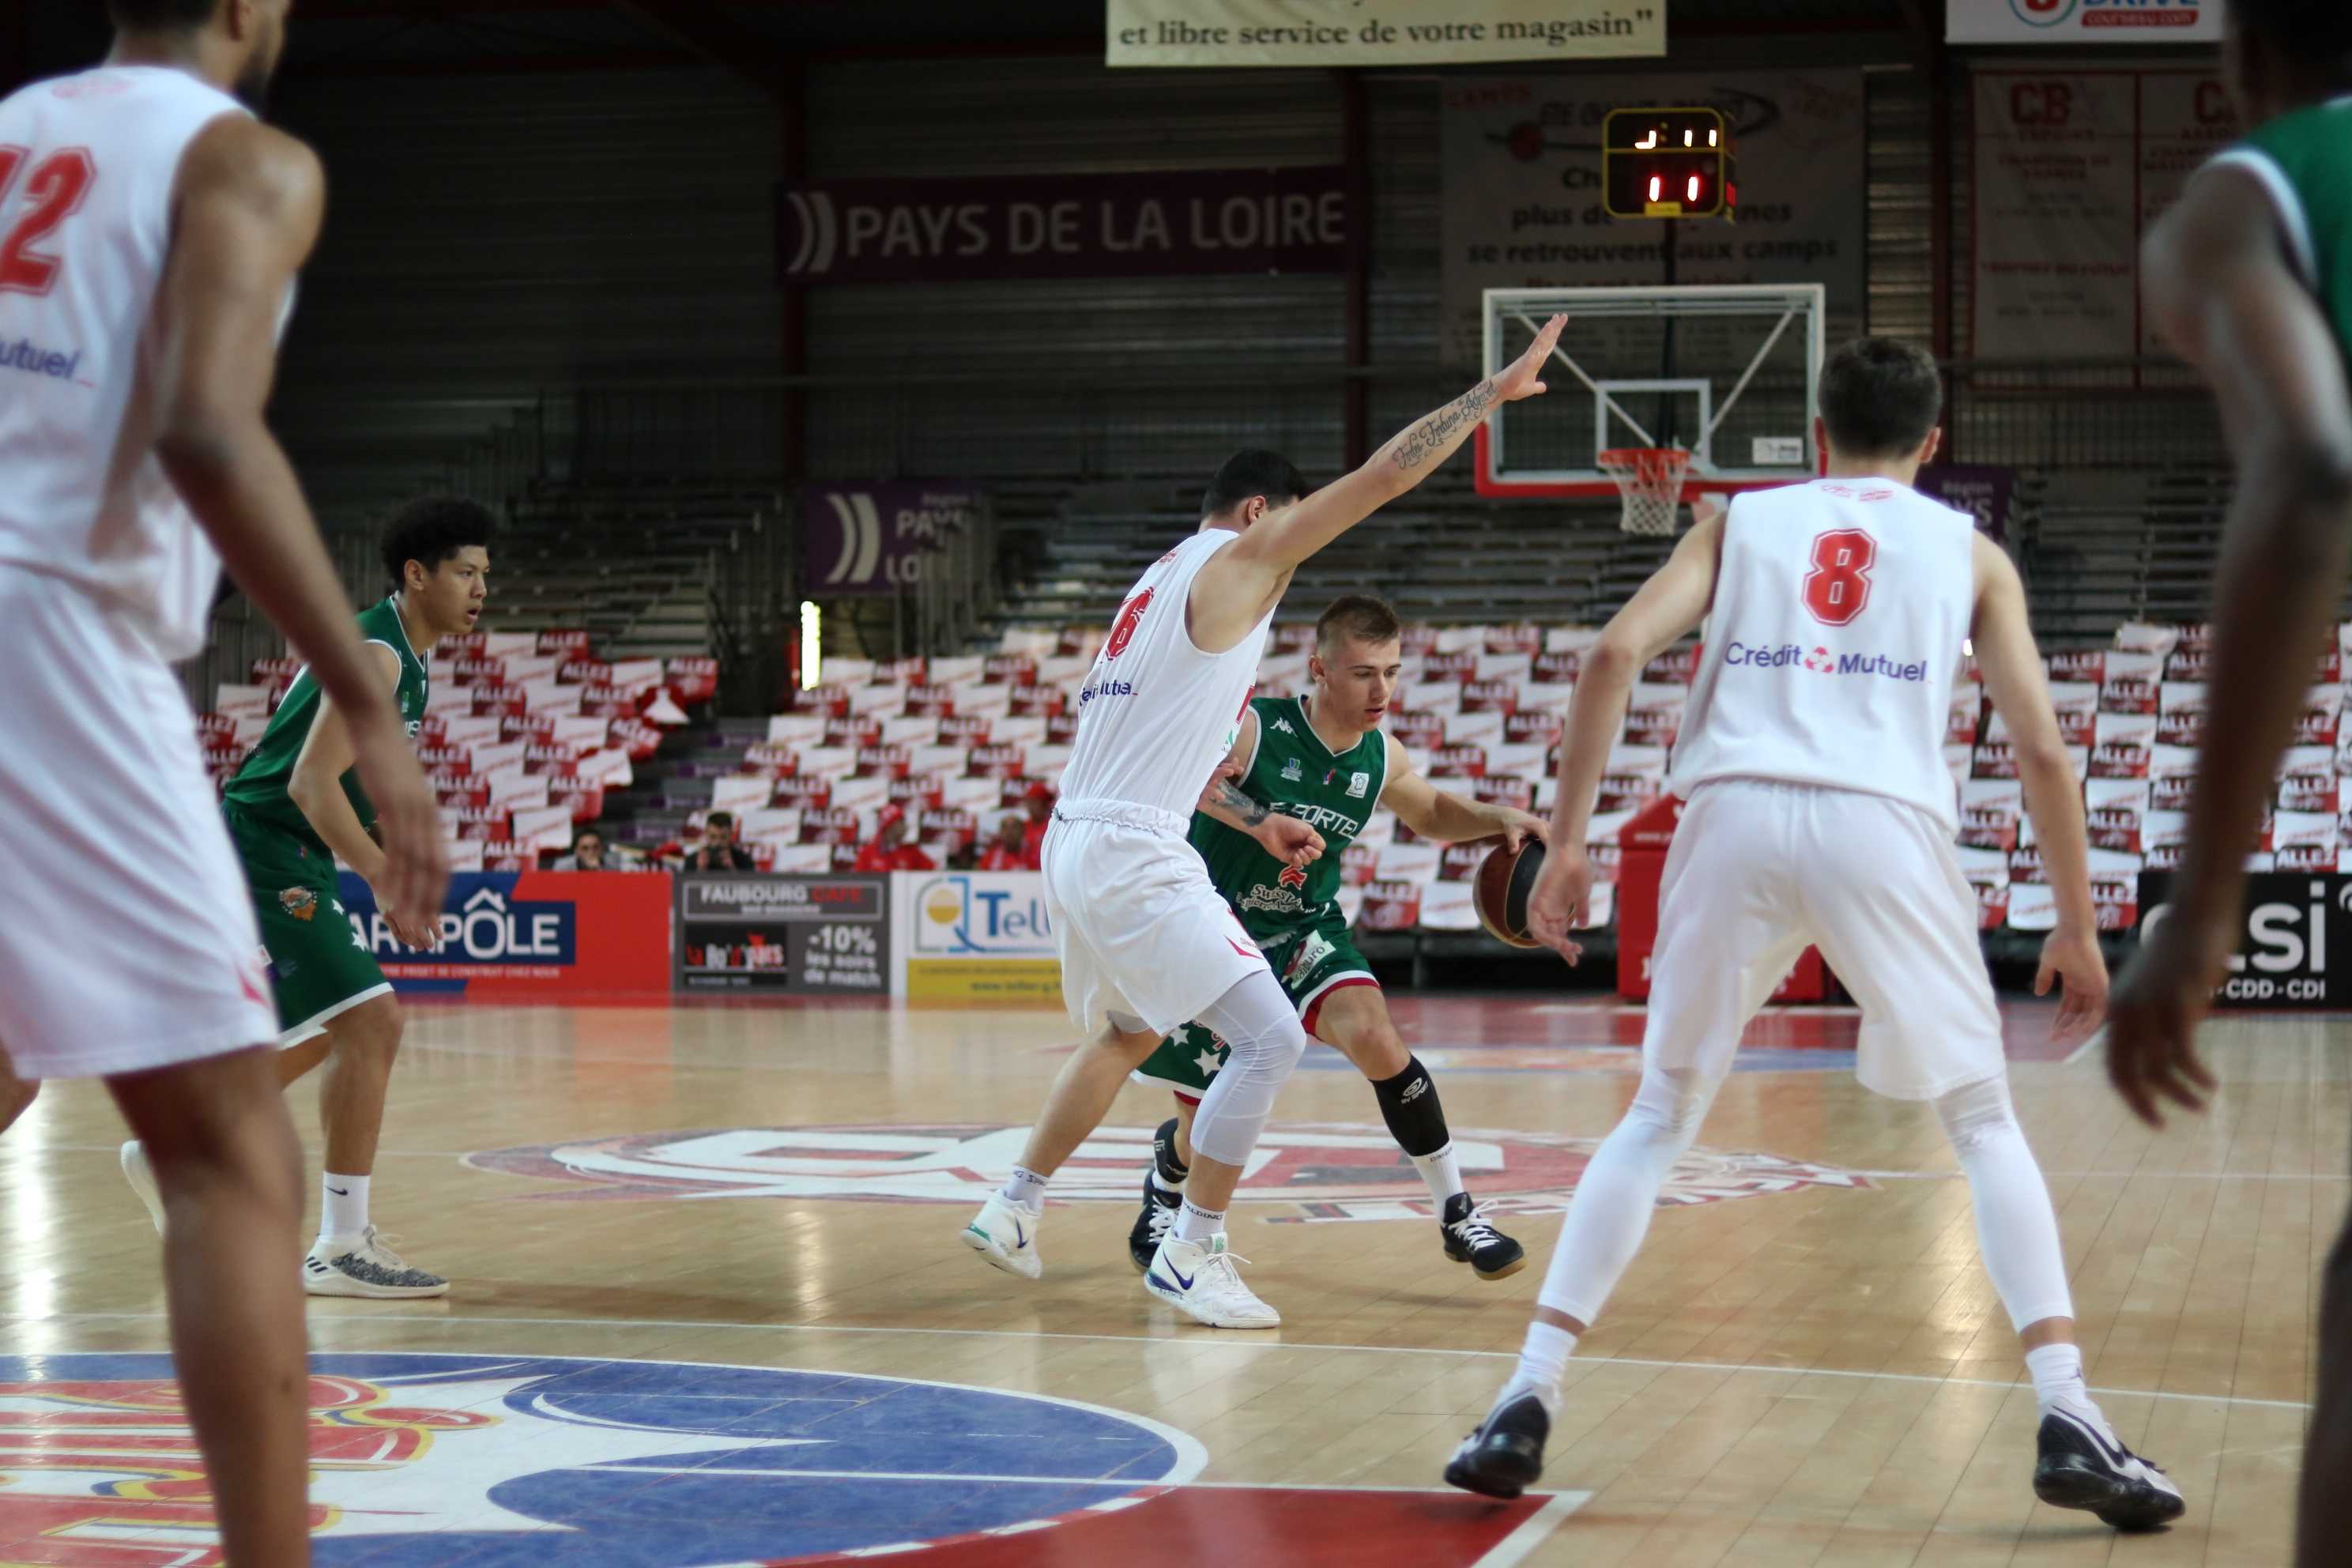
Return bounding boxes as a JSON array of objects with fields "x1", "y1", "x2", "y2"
[{"x1": 1472, "y1": 836, "x2": 1547, "y2": 949}]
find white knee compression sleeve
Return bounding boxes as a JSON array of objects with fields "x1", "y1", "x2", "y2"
[
  {"x1": 1536, "y1": 1066, "x2": 1721, "y2": 1325},
  {"x1": 1186, "y1": 970, "x2": 1311, "y2": 1167},
  {"x1": 1933, "y1": 1074, "x2": 2074, "y2": 1332}
]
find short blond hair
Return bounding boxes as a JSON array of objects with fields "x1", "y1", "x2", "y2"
[{"x1": 1316, "y1": 595, "x2": 1403, "y2": 658}]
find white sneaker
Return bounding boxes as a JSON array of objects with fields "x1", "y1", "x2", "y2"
[
  {"x1": 1144, "y1": 1233, "x2": 1280, "y2": 1329},
  {"x1": 303, "y1": 1227, "x2": 449, "y2": 1298},
  {"x1": 119, "y1": 1140, "x2": 164, "y2": 1234},
  {"x1": 960, "y1": 1193, "x2": 1043, "y2": 1279}
]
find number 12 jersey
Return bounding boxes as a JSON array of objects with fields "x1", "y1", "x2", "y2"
[{"x1": 1670, "y1": 477, "x2": 1977, "y2": 830}]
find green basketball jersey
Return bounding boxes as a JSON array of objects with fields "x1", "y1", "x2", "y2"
[
  {"x1": 2237, "y1": 102, "x2": 2352, "y2": 364},
  {"x1": 223, "y1": 596, "x2": 430, "y2": 857},
  {"x1": 1189, "y1": 695, "x2": 1387, "y2": 940}
]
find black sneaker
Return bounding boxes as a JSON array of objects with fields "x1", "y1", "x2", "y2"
[
  {"x1": 1443, "y1": 1393, "x2": 1549, "y2": 1498},
  {"x1": 2032, "y1": 1408, "x2": 2185, "y2": 1530},
  {"x1": 1442, "y1": 1193, "x2": 1527, "y2": 1280},
  {"x1": 1128, "y1": 1171, "x2": 1181, "y2": 1272}
]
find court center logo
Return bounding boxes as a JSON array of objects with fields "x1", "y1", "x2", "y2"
[
  {"x1": 0, "y1": 1351, "x2": 1201, "y2": 1568},
  {"x1": 469, "y1": 1121, "x2": 1872, "y2": 1219}
]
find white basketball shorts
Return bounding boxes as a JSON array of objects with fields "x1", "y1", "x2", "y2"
[
  {"x1": 1646, "y1": 776, "x2": 2004, "y2": 1100},
  {"x1": 1040, "y1": 801, "x2": 1270, "y2": 1038},
  {"x1": 0, "y1": 568, "x2": 277, "y2": 1080}
]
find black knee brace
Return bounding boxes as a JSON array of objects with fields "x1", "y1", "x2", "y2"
[{"x1": 1371, "y1": 1055, "x2": 1449, "y2": 1158}]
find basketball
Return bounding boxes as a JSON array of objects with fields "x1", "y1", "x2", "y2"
[{"x1": 1472, "y1": 835, "x2": 1547, "y2": 949}]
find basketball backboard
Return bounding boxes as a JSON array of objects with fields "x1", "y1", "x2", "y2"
[{"x1": 1475, "y1": 285, "x2": 1826, "y2": 499}]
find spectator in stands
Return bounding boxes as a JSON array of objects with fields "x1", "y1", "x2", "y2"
[
  {"x1": 683, "y1": 811, "x2": 756, "y2": 873},
  {"x1": 978, "y1": 813, "x2": 1032, "y2": 871},
  {"x1": 1020, "y1": 781, "x2": 1054, "y2": 865},
  {"x1": 552, "y1": 830, "x2": 609, "y2": 872},
  {"x1": 854, "y1": 805, "x2": 936, "y2": 873}
]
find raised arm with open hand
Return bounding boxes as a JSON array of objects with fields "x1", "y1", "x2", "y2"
[
  {"x1": 1188, "y1": 315, "x2": 1567, "y2": 654},
  {"x1": 153, "y1": 115, "x2": 448, "y2": 927}
]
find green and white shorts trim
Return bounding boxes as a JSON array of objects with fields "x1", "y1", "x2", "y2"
[{"x1": 1129, "y1": 914, "x2": 1378, "y2": 1099}]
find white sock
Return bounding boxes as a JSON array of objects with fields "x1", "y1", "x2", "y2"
[
  {"x1": 1148, "y1": 1165, "x2": 1186, "y2": 1197},
  {"x1": 2023, "y1": 1342, "x2": 2111, "y2": 1435},
  {"x1": 1498, "y1": 1321, "x2": 1577, "y2": 1421},
  {"x1": 1409, "y1": 1143, "x2": 1465, "y2": 1205},
  {"x1": 1175, "y1": 1197, "x2": 1223, "y2": 1243},
  {"x1": 999, "y1": 1165, "x2": 1049, "y2": 1215},
  {"x1": 321, "y1": 1173, "x2": 370, "y2": 1241}
]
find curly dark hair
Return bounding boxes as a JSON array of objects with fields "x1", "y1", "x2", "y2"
[{"x1": 380, "y1": 496, "x2": 495, "y2": 589}]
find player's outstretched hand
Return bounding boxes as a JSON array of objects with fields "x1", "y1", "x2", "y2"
[
  {"x1": 350, "y1": 712, "x2": 449, "y2": 944},
  {"x1": 2035, "y1": 925, "x2": 2109, "y2": 1046},
  {"x1": 2103, "y1": 918, "x2": 2224, "y2": 1128},
  {"x1": 1493, "y1": 314, "x2": 1567, "y2": 404},
  {"x1": 1525, "y1": 841, "x2": 1590, "y2": 966},
  {"x1": 1257, "y1": 815, "x2": 1325, "y2": 870}
]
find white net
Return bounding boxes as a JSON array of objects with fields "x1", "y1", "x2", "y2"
[{"x1": 1597, "y1": 447, "x2": 1692, "y2": 536}]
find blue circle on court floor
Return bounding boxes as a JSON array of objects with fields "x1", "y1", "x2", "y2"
[{"x1": 0, "y1": 1351, "x2": 1203, "y2": 1567}]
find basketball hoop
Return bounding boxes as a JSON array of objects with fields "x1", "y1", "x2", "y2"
[{"x1": 1597, "y1": 447, "x2": 1692, "y2": 536}]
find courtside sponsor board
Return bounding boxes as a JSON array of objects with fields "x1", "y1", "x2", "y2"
[
  {"x1": 339, "y1": 870, "x2": 670, "y2": 999},
  {"x1": 1947, "y1": 0, "x2": 2218, "y2": 43},
  {"x1": 1108, "y1": 0, "x2": 1662, "y2": 66},
  {"x1": 2139, "y1": 871, "x2": 2350, "y2": 1009},
  {"x1": 890, "y1": 869, "x2": 1063, "y2": 1002},
  {"x1": 676, "y1": 873, "x2": 890, "y2": 993}
]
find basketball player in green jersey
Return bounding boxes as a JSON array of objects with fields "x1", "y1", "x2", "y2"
[
  {"x1": 124, "y1": 498, "x2": 492, "y2": 1298},
  {"x1": 2109, "y1": 4, "x2": 2352, "y2": 1555},
  {"x1": 1127, "y1": 595, "x2": 1544, "y2": 1280}
]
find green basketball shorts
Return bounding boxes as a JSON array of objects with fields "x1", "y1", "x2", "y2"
[
  {"x1": 1129, "y1": 911, "x2": 1378, "y2": 1099},
  {"x1": 224, "y1": 804, "x2": 392, "y2": 1046}
]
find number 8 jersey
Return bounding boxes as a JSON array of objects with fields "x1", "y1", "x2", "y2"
[
  {"x1": 0, "y1": 66, "x2": 254, "y2": 660},
  {"x1": 1669, "y1": 477, "x2": 1977, "y2": 831}
]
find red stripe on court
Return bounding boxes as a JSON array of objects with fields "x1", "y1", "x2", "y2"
[{"x1": 778, "y1": 1486, "x2": 1550, "y2": 1566}]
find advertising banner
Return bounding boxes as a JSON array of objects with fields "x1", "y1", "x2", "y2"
[
  {"x1": 1916, "y1": 466, "x2": 2018, "y2": 545},
  {"x1": 1106, "y1": 0, "x2": 1663, "y2": 66},
  {"x1": 1439, "y1": 70, "x2": 1866, "y2": 363},
  {"x1": 339, "y1": 870, "x2": 672, "y2": 1000},
  {"x1": 803, "y1": 481, "x2": 983, "y2": 597},
  {"x1": 778, "y1": 169, "x2": 1344, "y2": 285},
  {"x1": 890, "y1": 870, "x2": 1064, "y2": 1004},
  {"x1": 2137, "y1": 872, "x2": 2346, "y2": 1009},
  {"x1": 676, "y1": 874, "x2": 891, "y2": 994},
  {"x1": 1971, "y1": 68, "x2": 2237, "y2": 364},
  {"x1": 1947, "y1": 0, "x2": 2219, "y2": 44}
]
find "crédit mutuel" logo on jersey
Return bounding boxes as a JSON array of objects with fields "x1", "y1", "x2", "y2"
[{"x1": 1723, "y1": 640, "x2": 1931, "y2": 682}]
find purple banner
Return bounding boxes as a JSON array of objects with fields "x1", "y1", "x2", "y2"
[
  {"x1": 778, "y1": 168, "x2": 1347, "y2": 284},
  {"x1": 804, "y1": 481, "x2": 983, "y2": 597},
  {"x1": 1916, "y1": 466, "x2": 2015, "y2": 545}
]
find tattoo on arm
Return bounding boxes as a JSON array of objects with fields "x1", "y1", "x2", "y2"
[
  {"x1": 1389, "y1": 378, "x2": 1498, "y2": 473},
  {"x1": 1209, "y1": 777, "x2": 1272, "y2": 827}
]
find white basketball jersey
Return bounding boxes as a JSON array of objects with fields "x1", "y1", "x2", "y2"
[
  {"x1": 1670, "y1": 478, "x2": 1977, "y2": 829},
  {"x1": 1055, "y1": 529, "x2": 1274, "y2": 824},
  {"x1": 0, "y1": 66, "x2": 252, "y2": 660}
]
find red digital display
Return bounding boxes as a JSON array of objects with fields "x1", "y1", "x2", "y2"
[{"x1": 1603, "y1": 107, "x2": 1733, "y2": 220}]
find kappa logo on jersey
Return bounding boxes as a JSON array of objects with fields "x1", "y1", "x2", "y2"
[
  {"x1": 1104, "y1": 586, "x2": 1153, "y2": 658},
  {"x1": 468, "y1": 1121, "x2": 1874, "y2": 1218},
  {"x1": 278, "y1": 887, "x2": 318, "y2": 922},
  {"x1": 0, "y1": 1351, "x2": 1198, "y2": 1568}
]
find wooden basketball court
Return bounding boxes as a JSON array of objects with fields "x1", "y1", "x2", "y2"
[{"x1": 0, "y1": 993, "x2": 2328, "y2": 1566}]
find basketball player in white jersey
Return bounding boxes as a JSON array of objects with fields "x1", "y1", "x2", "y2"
[
  {"x1": 0, "y1": 2, "x2": 446, "y2": 1563},
  {"x1": 960, "y1": 315, "x2": 1566, "y2": 1329},
  {"x1": 1444, "y1": 339, "x2": 2184, "y2": 1530}
]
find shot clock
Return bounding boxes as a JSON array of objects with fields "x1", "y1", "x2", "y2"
[{"x1": 1603, "y1": 107, "x2": 1735, "y2": 220}]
